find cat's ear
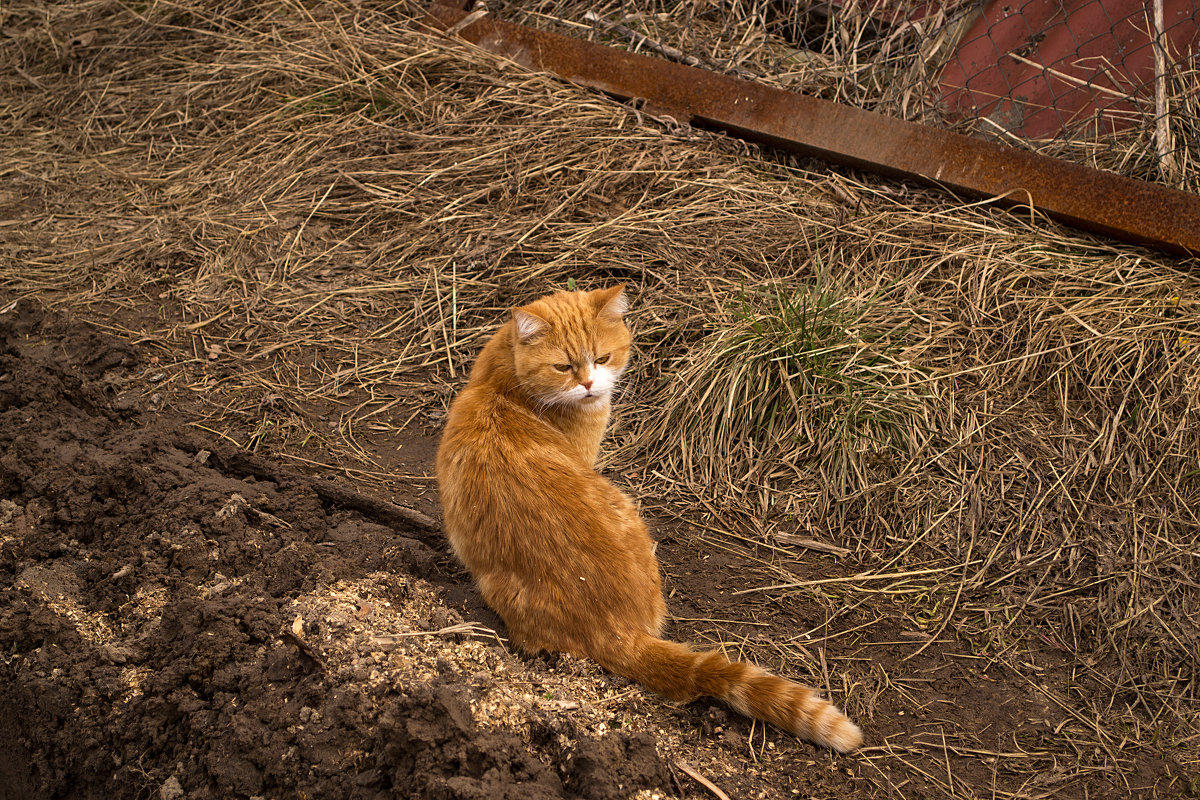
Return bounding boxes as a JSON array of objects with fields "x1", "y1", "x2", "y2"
[
  {"x1": 595, "y1": 284, "x2": 629, "y2": 319},
  {"x1": 512, "y1": 308, "x2": 549, "y2": 343}
]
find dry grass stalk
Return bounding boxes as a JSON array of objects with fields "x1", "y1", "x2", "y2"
[
  {"x1": 1, "y1": 0, "x2": 1198, "y2": 796},
  {"x1": 502, "y1": 0, "x2": 1200, "y2": 191}
]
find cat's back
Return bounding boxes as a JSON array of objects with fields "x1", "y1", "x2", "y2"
[
  {"x1": 438, "y1": 372, "x2": 567, "y2": 474},
  {"x1": 437, "y1": 360, "x2": 590, "y2": 525}
]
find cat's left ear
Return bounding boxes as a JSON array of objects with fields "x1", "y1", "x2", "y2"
[
  {"x1": 595, "y1": 284, "x2": 629, "y2": 319},
  {"x1": 512, "y1": 308, "x2": 550, "y2": 343}
]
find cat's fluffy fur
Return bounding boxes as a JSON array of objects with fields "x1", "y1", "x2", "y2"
[{"x1": 436, "y1": 286, "x2": 862, "y2": 752}]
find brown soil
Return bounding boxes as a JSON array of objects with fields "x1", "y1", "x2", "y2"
[
  {"x1": 0, "y1": 302, "x2": 672, "y2": 800},
  {"x1": 3, "y1": 304, "x2": 1189, "y2": 800},
  {"x1": 0, "y1": 303, "x2": 931, "y2": 800}
]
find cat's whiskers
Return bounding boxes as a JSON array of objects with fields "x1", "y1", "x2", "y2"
[
  {"x1": 530, "y1": 383, "x2": 609, "y2": 410},
  {"x1": 531, "y1": 389, "x2": 570, "y2": 409}
]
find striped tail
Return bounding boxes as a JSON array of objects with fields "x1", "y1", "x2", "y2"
[{"x1": 602, "y1": 634, "x2": 862, "y2": 753}]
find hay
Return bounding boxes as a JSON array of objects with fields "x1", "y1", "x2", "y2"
[
  {"x1": 624, "y1": 258, "x2": 929, "y2": 505},
  {"x1": 2, "y1": 0, "x2": 1199, "y2": 795},
  {"x1": 505, "y1": 1, "x2": 1200, "y2": 192}
]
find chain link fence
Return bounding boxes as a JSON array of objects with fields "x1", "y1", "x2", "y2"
[{"x1": 499, "y1": 0, "x2": 1200, "y2": 192}]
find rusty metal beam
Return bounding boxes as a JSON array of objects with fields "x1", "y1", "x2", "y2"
[{"x1": 425, "y1": 3, "x2": 1200, "y2": 256}]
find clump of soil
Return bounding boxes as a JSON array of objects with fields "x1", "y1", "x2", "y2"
[{"x1": 0, "y1": 301, "x2": 671, "y2": 799}]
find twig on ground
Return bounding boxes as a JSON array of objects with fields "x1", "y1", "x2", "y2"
[{"x1": 674, "y1": 760, "x2": 731, "y2": 800}]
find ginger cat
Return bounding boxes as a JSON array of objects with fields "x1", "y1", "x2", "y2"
[{"x1": 435, "y1": 285, "x2": 862, "y2": 752}]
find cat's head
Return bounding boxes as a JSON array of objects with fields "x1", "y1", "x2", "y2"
[{"x1": 510, "y1": 285, "x2": 631, "y2": 407}]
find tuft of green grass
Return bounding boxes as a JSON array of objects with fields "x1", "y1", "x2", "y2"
[{"x1": 638, "y1": 273, "x2": 926, "y2": 500}]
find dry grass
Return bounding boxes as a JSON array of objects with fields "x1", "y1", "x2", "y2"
[
  {"x1": 505, "y1": 0, "x2": 982, "y2": 117},
  {"x1": 624, "y1": 255, "x2": 929, "y2": 506},
  {"x1": 505, "y1": 0, "x2": 1200, "y2": 192},
  {"x1": 2, "y1": 0, "x2": 1199, "y2": 797}
]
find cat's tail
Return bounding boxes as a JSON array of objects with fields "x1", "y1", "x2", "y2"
[{"x1": 601, "y1": 634, "x2": 862, "y2": 753}]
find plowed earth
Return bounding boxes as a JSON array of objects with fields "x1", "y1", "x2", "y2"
[
  {"x1": 1, "y1": 302, "x2": 1185, "y2": 799},
  {"x1": 0, "y1": 303, "x2": 675, "y2": 800}
]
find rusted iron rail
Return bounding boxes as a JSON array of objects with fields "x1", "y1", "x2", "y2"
[{"x1": 426, "y1": 2, "x2": 1200, "y2": 256}]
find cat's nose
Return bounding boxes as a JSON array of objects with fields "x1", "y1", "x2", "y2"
[{"x1": 581, "y1": 379, "x2": 593, "y2": 390}]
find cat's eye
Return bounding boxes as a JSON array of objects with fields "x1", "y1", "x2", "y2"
[
  {"x1": 595, "y1": 354, "x2": 611, "y2": 365},
  {"x1": 553, "y1": 363, "x2": 572, "y2": 372}
]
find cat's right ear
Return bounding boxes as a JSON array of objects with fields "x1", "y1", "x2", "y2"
[
  {"x1": 512, "y1": 309, "x2": 549, "y2": 344},
  {"x1": 596, "y1": 284, "x2": 629, "y2": 319}
]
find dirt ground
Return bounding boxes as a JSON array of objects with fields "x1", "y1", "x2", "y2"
[
  {"x1": 0, "y1": 301, "x2": 1188, "y2": 798},
  {"x1": 0, "y1": 302, "x2": 679, "y2": 799},
  {"x1": 0, "y1": 297, "x2": 914, "y2": 800},
  {"x1": 2, "y1": 1, "x2": 1198, "y2": 798}
]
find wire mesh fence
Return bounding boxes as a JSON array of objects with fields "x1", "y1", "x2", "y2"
[{"x1": 497, "y1": 0, "x2": 1200, "y2": 192}]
